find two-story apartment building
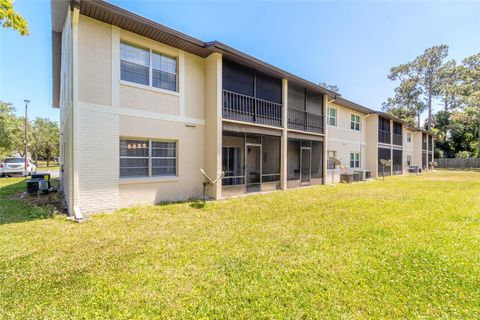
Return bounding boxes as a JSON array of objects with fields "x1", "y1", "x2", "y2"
[
  {"x1": 51, "y1": 0, "x2": 339, "y2": 217},
  {"x1": 325, "y1": 97, "x2": 372, "y2": 182},
  {"x1": 52, "y1": 0, "x2": 434, "y2": 217}
]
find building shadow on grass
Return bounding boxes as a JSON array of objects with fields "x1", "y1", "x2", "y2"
[{"x1": 0, "y1": 179, "x2": 56, "y2": 225}]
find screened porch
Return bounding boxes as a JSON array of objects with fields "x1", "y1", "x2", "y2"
[
  {"x1": 287, "y1": 138, "x2": 323, "y2": 188},
  {"x1": 221, "y1": 130, "x2": 281, "y2": 197}
]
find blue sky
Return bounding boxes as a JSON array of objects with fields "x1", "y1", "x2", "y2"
[{"x1": 0, "y1": 0, "x2": 479, "y2": 123}]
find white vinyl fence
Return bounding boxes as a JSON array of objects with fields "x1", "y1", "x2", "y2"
[{"x1": 436, "y1": 158, "x2": 480, "y2": 169}]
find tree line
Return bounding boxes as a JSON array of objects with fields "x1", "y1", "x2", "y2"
[
  {"x1": 382, "y1": 45, "x2": 479, "y2": 158},
  {"x1": 0, "y1": 101, "x2": 60, "y2": 166}
]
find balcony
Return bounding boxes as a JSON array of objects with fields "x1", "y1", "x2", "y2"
[
  {"x1": 222, "y1": 90, "x2": 282, "y2": 127},
  {"x1": 378, "y1": 130, "x2": 391, "y2": 144},
  {"x1": 288, "y1": 107, "x2": 324, "y2": 134},
  {"x1": 392, "y1": 133, "x2": 403, "y2": 146}
]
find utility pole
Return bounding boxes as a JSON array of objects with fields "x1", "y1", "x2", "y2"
[{"x1": 24, "y1": 100, "x2": 30, "y2": 171}]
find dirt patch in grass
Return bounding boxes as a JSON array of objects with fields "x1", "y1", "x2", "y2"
[{"x1": 10, "y1": 178, "x2": 67, "y2": 215}]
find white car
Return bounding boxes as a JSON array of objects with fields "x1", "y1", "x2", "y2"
[{"x1": 0, "y1": 158, "x2": 37, "y2": 177}]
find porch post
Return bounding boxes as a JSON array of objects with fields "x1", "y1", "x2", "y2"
[
  {"x1": 204, "y1": 53, "x2": 223, "y2": 199},
  {"x1": 280, "y1": 79, "x2": 288, "y2": 190},
  {"x1": 323, "y1": 94, "x2": 329, "y2": 184}
]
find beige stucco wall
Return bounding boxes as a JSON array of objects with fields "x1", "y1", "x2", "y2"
[
  {"x1": 185, "y1": 53, "x2": 205, "y2": 119},
  {"x1": 326, "y1": 102, "x2": 367, "y2": 170},
  {"x1": 67, "y1": 14, "x2": 209, "y2": 214},
  {"x1": 118, "y1": 116, "x2": 204, "y2": 207},
  {"x1": 120, "y1": 84, "x2": 180, "y2": 115},
  {"x1": 413, "y1": 131, "x2": 423, "y2": 167},
  {"x1": 364, "y1": 114, "x2": 378, "y2": 177},
  {"x1": 78, "y1": 15, "x2": 112, "y2": 106}
]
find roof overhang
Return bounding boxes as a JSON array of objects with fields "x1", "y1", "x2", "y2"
[
  {"x1": 206, "y1": 41, "x2": 340, "y2": 97},
  {"x1": 329, "y1": 96, "x2": 373, "y2": 115}
]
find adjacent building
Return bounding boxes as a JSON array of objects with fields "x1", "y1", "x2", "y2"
[{"x1": 51, "y1": 0, "x2": 434, "y2": 217}]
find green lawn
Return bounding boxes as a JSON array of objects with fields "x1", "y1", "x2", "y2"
[{"x1": 1, "y1": 171, "x2": 480, "y2": 319}]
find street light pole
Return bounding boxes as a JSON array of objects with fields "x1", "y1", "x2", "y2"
[{"x1": 24, "y1": 100, "x2": 30, "y2": 171}]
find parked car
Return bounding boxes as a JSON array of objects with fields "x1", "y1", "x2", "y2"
[{"x1": 0, "y1": 158, "x2": 37, "y2": 177}]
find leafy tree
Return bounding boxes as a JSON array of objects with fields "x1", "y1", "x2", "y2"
[
  {"x1": 383, "y1": 76, "x2": 425, "y2": 128},
  {"x1": 384, "y1": 45, "x2": 448, "y2": 130},
  {"x1": 458, "y1": 53, "x2": 480, "y2": 154},
  {"x1": 318, "y1": 82, "x2": 340, "y2": 93},
  {"x1": 413, "y1": 45, "x2": 449, "y2": 130},
  {"x1": 31, "y1": 118, "x2": 60, "y2": 167},
  {"x1": 438, "y1": 60, "x2": 463, "y2": 112},
  {"x1": 0, "y1": 101, "x2": 24, "y2": 158},
  {"x1": 455, "y1": 151, "x2": 471, "y2": 158},
  {"x1": 0, "y1": 0, "x2": 28, "y2": 36}
]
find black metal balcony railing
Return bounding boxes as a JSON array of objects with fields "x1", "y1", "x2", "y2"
[
  {"x1": 392, "y1": 133, "x2": 403, "y2": 146},
  {"x1": 222, "y1": 90, "x2": 282, "y2": 127},
  {"x1": 378, "y1": 130, "x2": 391, "y2": 144},
  {"x1": 287, "y1": 107, "x2": 324, "y2": 134}
]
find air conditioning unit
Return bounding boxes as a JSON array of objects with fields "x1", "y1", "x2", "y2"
[{"x1": 353, "y1": 170, "x2": 371, "y2": 180}]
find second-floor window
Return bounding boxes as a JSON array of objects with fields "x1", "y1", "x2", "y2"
[
  {"x1": 120, "y1": 42, "x2": 177, "y2": 92},
  {"x1": 327, "y1": 107, "x2": 337, "y2": 126},
  {"x1": 351, "y1": 114, "x2": 360, "y2": 131},
  {"x1": 407, "y1": 132, "x2": 412, "y2": 142}
]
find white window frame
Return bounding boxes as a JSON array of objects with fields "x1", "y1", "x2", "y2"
[
  {"x1": 407, "y1": 132, "x2": 412, "y2": 142},
  {"x1": 120, "y1": 41, "x2": 179, "y2": 93},
  {"x1": 120, "y1": 138, "x2": 177, "y2": 178},
  {"x1": 327, "y1": 107, "x2": 337, "y2": 127},
  {"x1": 350, "y1": 113, "x2": 361, "y2": 131},
  {"x1": 350, "y1": 152, "x2": 360, "y2": 168}
]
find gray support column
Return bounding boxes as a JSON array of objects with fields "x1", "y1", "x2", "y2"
[
  {"x1": 280, "y1": 79, "x2": 288, "y2": 190},
  {"x1": 323, "y1": 94, "x2": 329, "y2": 184}
]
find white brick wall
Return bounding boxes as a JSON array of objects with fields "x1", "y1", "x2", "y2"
[{"x1": 76, "y1": 108, "x2": 119, "y2": 214}]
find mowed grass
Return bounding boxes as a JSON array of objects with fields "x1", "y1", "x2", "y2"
[{"x1": 1, "y1": 171, "x2": 480, "y2": 319}]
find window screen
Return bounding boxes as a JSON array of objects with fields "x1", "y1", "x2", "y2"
[
  {"x1": 152, "y1": 51, "x2": 177, "y2": 91},
  {"x1": 120, "y1": 42, "x2": 150, "y2": 86},
  {"x1": 350, "y1": 152, "x2": 360, "y2": 168},
  {"x1": 120, "y1": 139, "x2": 176, "y2": 178},
  {"x1": 393, "y1": 122, "x2": 402, "y2": 135},
  {"x1": 379, "y1": 117, "x2": 390, "y2": 132},
  {"x1": 351, "y1": 114, "x2": 361, "y2": 131},
  {"x1": 120, "y1": 139, "x2": 149, "y2": 177},
  {"x1": 306, "y1": 90, "x2": 323, "y2": 114},
  {"x1": 151, "y1": 141, "x2": 176, "y2": 176},
  {"x1": 288, "y1": 83, "x2": 305, "y2": 110},
  {"x1": 328, "y1": 108, "x2": 337, "y2": 126},
  {"x1": 222, "y1": 59, "x2": 254, "y2": 96},
  {"x1": 255, "y1": 71, "x2": 282, "y2": 104},
  {"x1": 120, "y1": 42, "x2": 178, "y2": 92}
]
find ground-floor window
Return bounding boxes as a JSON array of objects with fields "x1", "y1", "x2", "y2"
[
  {"x1": 350, "y1": 152, "x2": 360, "y2": 168},
  {"x1": 120, "y1": 138, "x2": 176, "y2": 178}
]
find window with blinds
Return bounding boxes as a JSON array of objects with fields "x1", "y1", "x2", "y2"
[
  {"x1": 120, "y1": 138, "x2": 177, "y2": 178},
  {"x1": 120, "y1": 42, "x2": 177, "y2": 92}
]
